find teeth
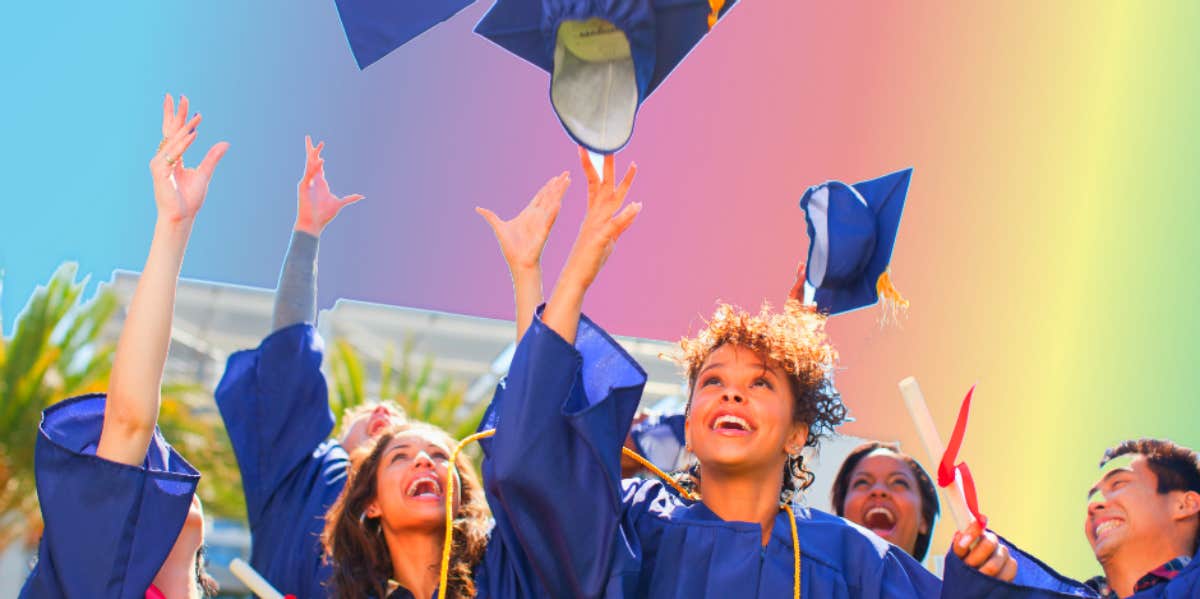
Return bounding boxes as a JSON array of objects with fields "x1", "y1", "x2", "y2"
[
  {"x1": 713, "y1": 415, "x2": 750, "y2": 431},
  {"x1": 1095, "y1": 520, "x2": 1121, "y2": 537},
  {"x1": 406, "y1": 476, "x2": 442, "y2": 497},
  {"x1": 866, "y1": 507, "x2": 895, "y2": 524}
]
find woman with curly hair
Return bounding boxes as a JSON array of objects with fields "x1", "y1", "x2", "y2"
[
  {"x1": 480, "y1": 150, "x2": 941, "y2": 598},
  {"x1": 832, "y1": 442, "x2": 941, "y2": 562}
]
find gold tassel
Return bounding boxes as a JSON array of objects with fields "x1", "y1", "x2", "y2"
[
  {"x1": 875, "y1": 270, "x2": 909, "y2": 325},
  {"x1": 708, "y1": 0, "x2": 725, "y2": 29}
]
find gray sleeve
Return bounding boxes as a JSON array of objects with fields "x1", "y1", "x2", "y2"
[{"x1": 271, "y1": 230, "x2": 320, "y2": 331}]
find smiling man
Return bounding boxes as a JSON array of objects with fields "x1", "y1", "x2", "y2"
[{"x1": 944, "y1": 438, "x2": 1200, "y2": 598}]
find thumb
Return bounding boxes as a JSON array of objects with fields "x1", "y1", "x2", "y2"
[{"x1": 475, "y1": 207, "x2": 503, "y2": 232}]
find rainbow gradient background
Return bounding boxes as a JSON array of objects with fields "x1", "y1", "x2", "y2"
[{"x1": 3, "y1": 1, "x2": 1199, "y2": 578}]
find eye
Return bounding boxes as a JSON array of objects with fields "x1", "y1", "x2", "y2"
[
  {"x1": 702, "y1": 375, "x2": 722, "y2": 387},
  {"x1": 751, "y1": 377, "x2": 773, "y2": 390},
  {"x1": 890, "y1": 478, "x2": 911, "y2": 489},
  {"x1": 431, "y1": 451, "x2": 450, "y2": 462},
  {"x1": 851, "y1": 478, "x2": 870, "y2": 489},
  {"x1": 390, "y1": 452, "x2": 410, "y2": 464}
]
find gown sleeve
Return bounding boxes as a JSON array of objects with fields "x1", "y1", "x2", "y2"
[
  {"x1": 214, "y1": 323, "x2": 347, "y2": 598},
  {"x1": 479, "y1": 310, "x2": 647, "y2": 599},
  {"x1": 19, "y1": 394, "x2": 200, "y2": 599},
  {"x1": 940, "y1": 534, "x2": 1097, "y2": 598}
]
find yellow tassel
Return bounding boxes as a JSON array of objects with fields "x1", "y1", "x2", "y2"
[
  {"x1": 875, "y1": 270, "x2": 909, "y2": 325},
  {"x1": 708, "y1": 0, "x2": 725, "y2": 29}
]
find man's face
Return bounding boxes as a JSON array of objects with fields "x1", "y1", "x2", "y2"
[{"x1": 1084, "y1": 454, "x2": 1175, "y2": 562}]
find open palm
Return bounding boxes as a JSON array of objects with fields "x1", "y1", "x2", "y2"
[
  {"x1": 295, "y1": 136, "x2": 364, "y2": 236},
  {"x1": 477, "y1": 172, "x2": 569, "y2": 271},
  {"x1": 150, "y1": 94, "x2": 228, "y2": 224}
]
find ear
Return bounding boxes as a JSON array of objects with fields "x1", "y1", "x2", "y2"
[
  {"x1": 1174, "y1": 490, "x2": 1200, "y2": 521},
  {"x1": 918, "y1": 515, "x2": 930, "y2": 535},
  {"x1": 365, "y1": 500, "x2": 382, "y2": 519},
  {"x1": 784, "y1": 424, "x2": 809, "y2": 456}
]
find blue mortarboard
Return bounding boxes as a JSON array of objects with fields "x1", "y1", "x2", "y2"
[
  {"x1": 475, "y1": 0, "x2": 739, "y2": 153},
  {"x1": 334, "y1": 0, "x2": 477, "y2": 69},
  {"x1": 799, "y1": 168, "x2": 912, "y2": 316}
]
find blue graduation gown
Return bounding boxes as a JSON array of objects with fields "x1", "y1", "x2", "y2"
[
  {"x1": 215, "y1": 323, "x2": 349, "y2": 599},
  {"x1": 942, "y1": 535, "x2": 1200, "y2": 598},
  {"x1": 19, "y1": 394, "x2": 200, "y2": 599},
  {"x1": 480, "y1": 313, "x2": 942, "y2": 598},
  {"x1": 215, "y1": 323, "x2": 545, "y2": 599}
]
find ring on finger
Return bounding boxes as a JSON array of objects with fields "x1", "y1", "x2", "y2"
[{"x1": 165, "y1": 155, "x2": 177, "y2": 166}]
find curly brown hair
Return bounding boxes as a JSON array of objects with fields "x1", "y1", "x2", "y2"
[
  {"x1": 670, "y1": 300, "x2": 848, "y2": 504},
  {"x1": 321, "y1": 422, "x2": 490, "y2": 599}
]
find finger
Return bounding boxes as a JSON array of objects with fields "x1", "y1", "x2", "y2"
[
  {"x1": 339, "y1": 194, "x2": 365, "y2": 207},
  {"x1": 162, "y1": 130, "x2": 199, "y2": 165},
  {"x1": 536, "y1": 172, "x2": 569, "y2": 208},
  {"x1": 304, "y1": 154, "x2": 323, "y2": 181},
  {"x1": 579, "y1": 146, "x2": 599, "y2": 188},
  {"x1": 998, "y1": 554, "x2": 1018, "y2": 582},
  {"x1": 603, "y1": 154, "x2": 614, "y2": 186},
  {"x1": 952, "y1": 525, "x2": 979, "y2": 558},
  {"x1": 162, "y1": 94, "x2": 175, "y2": 135},
  {"x1": 175, "y1": 95, "x2": 190, "y2": 133},
  {"x1": 196, "y1": 142, "x2": 230, "y2": 180},
  {"x1": 305, "y1": 135, "x2": 313, "y2": 154},
  {"x1": 963, "y1": 531, "x2": 1000, "y2": 568},
  {"x1": 475, "y1": 207, "x2": 503, "y2": 232},
  {"x1": 614, "y1": 162, "x2": 637, "y2": 202},
  {"x1": 608, "y1": 201, "x2": 642, "y2": 239},
  {"x1": 978, "y1": 544, "x2": 1010, "y2": 577},
  {"x1": 314, "y1": 141, "x2": 325, "y2": 157}
]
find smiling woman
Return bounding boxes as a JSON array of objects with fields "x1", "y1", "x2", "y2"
[
  {"x1": 831, "y1": 442, "x2": 940, "y2": 561},
  {"x1": 322, "y1": 422, "x2": 490, "y2": 599}
]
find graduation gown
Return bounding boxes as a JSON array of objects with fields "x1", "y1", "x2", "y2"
[
  {"x1": 480, "y1": 312, "x2": 943, "y2": 598},
  {"x1": 942, "y1": 536, "x2": 1200, "y2": 598},
  {"x1": 215, "y1": 323, "x2": 545, "y2": 599},
  {"x1": 19, "y1": 394, "x2": 201, "y2": 599},
  {"x1": 215, "y1": 323, "x2": 348, "y2": 599}
]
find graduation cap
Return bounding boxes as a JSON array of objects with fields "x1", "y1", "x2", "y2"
[
  {"x1": 798, "y1": 168, "x2": 912, "y2": 316},
  {"x1": 333, "y1": 0, "x2": 739, "y2": 153},
  {"x1": 476, "y1": 0, "x2": 739, "y2": 154},
  {"x1": 333, "y1": 0, "x2": 477, "y2": 69}
]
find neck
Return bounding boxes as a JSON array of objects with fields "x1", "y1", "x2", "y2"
[
  {"x1": 384, "y1": 526, "x2": 444, "y2": 599},
  {"x1": 1101, "y1": 535, "x2": 1191, "y2": 598},
  {"x1": 699, "y1": 464, "x2": 784, "y2": 545}
]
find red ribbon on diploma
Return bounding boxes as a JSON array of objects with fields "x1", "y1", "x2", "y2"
[{"x1": 938, "y1": 384, "x2": 988, "y2": 527}]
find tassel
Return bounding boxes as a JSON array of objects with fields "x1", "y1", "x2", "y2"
[
  {"x1": 708, "y1": 0, "x2": 726, "y2": 29},
  {"x1": 875, "y1": 270, "x2": 909, "y2": 325}
]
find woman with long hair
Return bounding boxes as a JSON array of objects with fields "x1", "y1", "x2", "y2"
[
  {"x1": 832, "y1": 441, "x2": 940, "y2": 562},
  {"x1": 479, "y1": 150, "x2": 942, "y2": 597},
  {"x1": 322, "y1": 422, "x2": 491, "y2": 599}
]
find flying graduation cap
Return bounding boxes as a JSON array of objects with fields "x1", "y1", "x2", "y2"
[
  {"x1": 797, "y1": 168, "x2": 912, "y2": 316},
  {"x1": 333, "y1": 0, "x2": 739, "y2": 154}
]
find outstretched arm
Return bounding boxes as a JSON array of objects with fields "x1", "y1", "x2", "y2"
[
  {"x1": 272, "y1": 136, "x2": 363, "y2": 331},
  {"x1": 542, "y1": 148, "x2": 641, "y2": 344},
  {"x1": 97, "y1": 94, "x2": 229, "y2": 466},
  {"x1": 477, "y1": 171, "x2": 570, "y2": 341}
]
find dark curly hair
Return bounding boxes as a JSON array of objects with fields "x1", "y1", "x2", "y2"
[
  {"x1": 830, "y1": 442, "x2": 940, "y2": 561},
  {"x1": 1101, "y1": 438, "x2": 1200, "y2": 554},
  {"x1": 670, "y1": 300, "x2": 848, "y2": 504},
  {"x1": 321, "y1": 422, "x2": 490, "y2": 599}
]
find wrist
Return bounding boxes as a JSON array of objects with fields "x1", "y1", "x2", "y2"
[
  {"x1": 294, "y1": 218, "x2": 323, "y2": 237},
  {"x1": 154, "y1": 215, "x2": 194, "y2": 239}
]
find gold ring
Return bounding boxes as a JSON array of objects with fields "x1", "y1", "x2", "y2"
[{"x1": 165, "y1": 155, "x2": 177, "y2": 166}]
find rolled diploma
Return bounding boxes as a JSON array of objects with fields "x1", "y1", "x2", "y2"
[
  {"x1": 898, "y1": 376, "x2": 974, "y2": 531},
  {"x1": 229, "y1": 558, "x2": 285, "y2": 599}
]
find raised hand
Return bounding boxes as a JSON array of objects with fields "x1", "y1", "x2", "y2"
[
  {"x1": 149, "y1": 94, "x2": 229, "y2": 225},
  {"x1": 559, "y1": 147, "x2": 641, "y2": 290},
  {"x1": 542, "y1": 148, "x2": 641, "y2": 344},
  {"x1": 295, "y1": 136, "x2": 364, "y2": 236},
  {"x1": 476, "y1": 171, "x2": 569, "y2": 274}
]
